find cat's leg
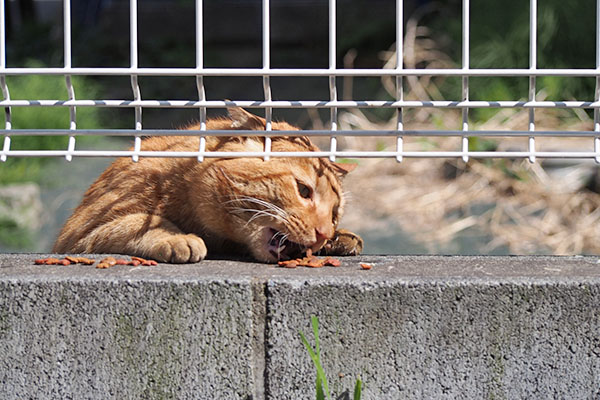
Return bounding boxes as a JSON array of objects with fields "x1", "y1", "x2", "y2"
[
  {"x1": 319, "y1": 228, "x2": 363, "y2": 256},
  {"x1": 81, "y1": 213, "x2": 207, "y2": 263}
]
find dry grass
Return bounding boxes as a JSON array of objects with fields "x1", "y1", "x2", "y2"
[{"x1": 318, "y1": 13, "x2": 600, "y2": 255}]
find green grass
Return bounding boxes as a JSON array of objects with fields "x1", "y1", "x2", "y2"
[{"x1": 300, "y1": 316, "x2": 363, "y2": 400}]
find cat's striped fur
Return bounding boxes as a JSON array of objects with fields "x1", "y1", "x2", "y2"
[{"x1": 53, "y1": 108, "x2": 363, "y2": 263}]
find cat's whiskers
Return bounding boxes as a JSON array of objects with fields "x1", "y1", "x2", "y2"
[
  {"x1": 276, "y1": 232, "x2": 289, "y2": 248},
  {"x1": 275, "y1": 232, "x2": 289, "y2": 258},
  {"x1": 224, "y1": 196, "x2": 291, "y2": 228},
  {"x1": 238, "y1": 196, "x2": 289, "y2": 219},
  {"x1": 247, "y1": 209, "x2": 287, "y2": 226},
  {"x1": 227, "y1": 207, "x2": 286, "y2": 227}
]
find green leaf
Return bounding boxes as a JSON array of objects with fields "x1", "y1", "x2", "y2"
[
  {"x1": 353, "y1": 378, "x2": 362, "y2": 400},
  {"x1": 300, "y1": 316, "x2": 332, "y2": 400},
  {"x1": 311, "y1": 316, "x2": 321, "y2": 362},
  {"x1": 316, "y1": 375, "x2": 325, "y2": 400},
  {"x1": 299, "y1": 330, "x2": 318, "y2": 364}
]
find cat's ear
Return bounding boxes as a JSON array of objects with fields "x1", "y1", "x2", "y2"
[
  {"x1": 228, "y1": 107, "x2": 266, "y2": 130},
  {"x1": 330, "y1": 161, "x2": 357, "y2": 177}
]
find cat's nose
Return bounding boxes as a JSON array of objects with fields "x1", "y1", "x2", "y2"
[
  {"x1": 315, "y1": 228, "x2": 333, "y2": 244},
  {"x1": 310, "y1": 228, "x2": 330, "y2": 252},
  {"x1": 315, "y1": 228, "x2": 329, "y2": 242}
]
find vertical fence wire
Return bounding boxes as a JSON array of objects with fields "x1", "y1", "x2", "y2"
[
  {"x1": 461, "y1": 0, "x2": 469, "y2": 163},
  {"x1": 596, "y1": 0, "x2": 600, "y2": 163},
  {"x1": 395, "y1": 0, "x2": 403, "y2": 162},
  {"x1": 64, "y1": 0, "x2": 76, "y2": 162},
  {"x1": 0, "y1": 0, "x2": 10, "y2": 162},
  {"x1": 262, "y1": 0, "x2": 272, "y2": 160},
  {"x1": 196, "y1": 0, "x2": 207, "y2": 162},
  {"x1": 528, "y1": 0, "x2": 537, "y2": 163},
  {"x1": 130, "y1": 0, "x2": 142, "y2": 162},
  {"x1": 328, "y1": 0, "x2": 337, "y2": 161}
]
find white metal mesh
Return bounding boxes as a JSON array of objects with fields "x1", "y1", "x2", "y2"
[{"x1": 0, "y1": 0, "x2": 599, "y2": 162}]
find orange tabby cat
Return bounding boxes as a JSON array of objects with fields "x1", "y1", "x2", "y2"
[{"x1": 53, "y1": 108, "x2": 363, "y2": 263}]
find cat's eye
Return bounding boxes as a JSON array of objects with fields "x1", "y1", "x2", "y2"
[{"x1": 297, "y1": 181, "x2": 313, "y2": 199}]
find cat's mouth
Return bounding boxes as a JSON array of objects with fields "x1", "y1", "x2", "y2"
[{"x1": 266, "y1": 228, "x2": 307, "y2": 260}]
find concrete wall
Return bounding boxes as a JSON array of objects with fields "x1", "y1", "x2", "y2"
[{"x1": 1, "y1": 254, "x2": 599, "y2": 399}]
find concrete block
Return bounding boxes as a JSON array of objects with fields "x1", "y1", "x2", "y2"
[
  {"x1": 0, "y1": 256, "x2": 258, "y2": 400},
  {"x1": 265, "y1": 255, "x2": 600, "y2": 399}
]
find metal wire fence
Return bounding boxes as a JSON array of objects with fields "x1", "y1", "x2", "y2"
[{"x1": 1, "y1": 0, "x2": 599, "y2": 162}]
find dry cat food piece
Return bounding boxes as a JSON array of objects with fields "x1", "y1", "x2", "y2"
[
  {"x1": 279, "y1": 259, "x2": 300, "y2": 269},
  {"x1": 94, "y1": 256, "x2": 158, "y2": 269},
  {"x1": 277, "y1": 249, "x2": 342, "y2": 269},
  {"x1": 34, "y1": 258, "x2": 66, "y2": 265},
  {"x1": 33, "y1": 255, "x2": 156, "y2": 268},
  {"x1": 96, "y1": 256, "x2": 118, "y2": 269},
  {"x1": 35, "y1": 256, "x2": 97, "y2": 266},
  {"x1": 325, "y1": 257, "x2": 342, "y2": 267},
  {"x1": 65, "y1": 256, "x2": 95, "y2": 265},
  {"x1": 131, "y1": 256, "x2": 158, "y2": 266},
  {"x1": 360, "y1": 263, "x2": 373, "y2": 270}
]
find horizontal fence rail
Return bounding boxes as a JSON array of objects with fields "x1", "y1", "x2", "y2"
[
  {"x1": 0, "y1": 0, "x2": 599, "y2": 162},
  {"x1": 2, "y1": 129, "x2": 600, "y2": 138},
  {"x1": 3, "y1": 100, "x2": 600, "y2": 110},
  {"x1": 3, "y1": 67, "x2": 600, "y2": 77}
]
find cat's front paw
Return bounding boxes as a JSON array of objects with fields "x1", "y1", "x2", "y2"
[
  {"x1": 148, "y1": 234, "x2": 207, "y2": 263},
  {"x1": 320, "y1": 229, "x2": 363, "y2": 256}
]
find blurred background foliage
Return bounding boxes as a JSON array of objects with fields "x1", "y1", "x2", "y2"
[
  {"x1": 0, "y1": 60, "x2": 104, "y2": 184},
  {"x1": 424, "y1": 0, "x2": 596, "y2": 121}
]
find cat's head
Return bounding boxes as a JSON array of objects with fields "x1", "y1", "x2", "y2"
[{"x1": 212, "y1": 108, "x2": 355, "y2": 263}]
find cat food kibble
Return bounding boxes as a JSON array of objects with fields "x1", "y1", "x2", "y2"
[
  {"x1": 96, "y1": 256, "x2": 118, "y2": 269},
  {"x1": 35, "y1": 257, "x2": 95, "y2": 266},
  {"x1": 34, "y1": 256, "x2": 157, "y2": 268},
  {"x1": 279, "y1": 260, "x2": 299, "y2": 268},
  {"x1": 132, "y1": 256, "x2": 158, "y2": 266},
  {"x1": 65, "y1": 256, "x2": 95, "y2": 265},
  {"x1": 324, "y1": 257, "x2": 341, "y2": 267},
  {"x1": 277, "y1": 249, "x2": 342, "y2": 268},
  {"x1": 95, "y1": 256, "x2": 157, "y2": 268},
  {"x1": 35, "y1": 257, "x2": 75, "y2": 265},
  {"x1": 360, "y1": 263, "x2": 372, "y2": 270}
]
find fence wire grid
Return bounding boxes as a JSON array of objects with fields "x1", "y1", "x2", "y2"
[{"x1": 1, "y1": 0, "x2": 600, "y2": 163}]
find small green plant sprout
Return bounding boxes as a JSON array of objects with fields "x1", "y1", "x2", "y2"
[
  {"x1": 299, "y1": 316, "x2": 363, "y2": 400},
  {"x1": 353, "y1": 378, "x2": 362, "y2": 400}
]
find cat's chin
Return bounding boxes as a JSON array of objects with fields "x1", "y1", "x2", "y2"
[{"x1": 256, "y1": 227, "x2": 308, "y2": 262}]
